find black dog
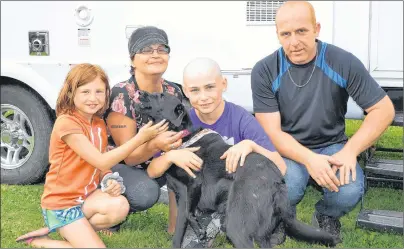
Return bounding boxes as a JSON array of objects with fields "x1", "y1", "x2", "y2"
[{"x1": 136, "y1": 91, "x2": 341, "y2": 248}]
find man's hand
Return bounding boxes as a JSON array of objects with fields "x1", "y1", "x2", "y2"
[
  {"x1": 331, "y1": 149, "x2": 358, "y2": 185},
  {"x1": 220, "y1": 140, "x2": 255, "y2": 173},
  {"x1": 103, "y1": 179, "x2": 122, "y2": 197},
  {"x1": 305, "y1": 153, "x2": 343, "y2": 192}
]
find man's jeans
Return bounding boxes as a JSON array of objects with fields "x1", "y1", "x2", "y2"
[{"x1": 283, "y1": 143, "x2": 365, "y2": 218}]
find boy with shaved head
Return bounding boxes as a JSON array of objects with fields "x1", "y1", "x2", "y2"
[
  {"x1": 183, "y1": 57, "x2": 286, "y2": 175},
  {"x1": 175, "y1": 57, "x2": 287, "y2": 247},
  {"x1": 251, "y1": 1, "x2": 394, "y2": 237}
]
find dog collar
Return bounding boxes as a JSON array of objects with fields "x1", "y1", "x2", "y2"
[{"x1": 178, "y1": 129, "x2": 219, "y2": 149}]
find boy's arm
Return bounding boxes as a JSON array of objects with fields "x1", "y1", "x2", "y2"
[
  {"x1": 221, "y1": 113, "x2": 286, "y2": 174},
  {"x1": 250, "y1": 142, "x2": 286, "y2": 175},
  {"x1": 242, "y1": 116, "x2": 287, "y2": 174}
]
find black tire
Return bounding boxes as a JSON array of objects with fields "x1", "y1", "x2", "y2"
[{"x1": 1, "y1": 84, "x2": 53, "y2": 185}]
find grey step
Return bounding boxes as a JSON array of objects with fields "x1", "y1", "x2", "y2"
[
  {"x1": 357, "y1": 209, "x2": 403, "y2": 234},
  {"x1": 365, "y1": 159, "x2": 403, "y2": 178},
  {"x1": 370, "y1": 159, "x2": 403, "y2": 165},
  {"x1": 392, "y1": 112, "x2": 403, "y2": 127},
  {"x1": 373, "y1": 147, "x2": 402, "y2": 153}
]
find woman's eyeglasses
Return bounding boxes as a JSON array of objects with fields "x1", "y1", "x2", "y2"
[{"x1": 137, "y1": 46, "x2": 170, "y2": 55}]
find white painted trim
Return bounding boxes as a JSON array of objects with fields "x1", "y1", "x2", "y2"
[
  {"x1": 368, "y1": 1, "x2": 403, "y2": 87},
  {"x1": 367, "y1": 1, "x2": 372, "y2": 72},
  {"x1": 1, "y1": 61, "x2": 60, "y2": 109},
  {"x1": 369, "y1": 1, "x2": 380, "y2": 73}
]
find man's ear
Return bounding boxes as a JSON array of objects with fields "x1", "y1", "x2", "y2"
[{"x1": 315, "y1": 22, "x2": 321, "y2": 37}]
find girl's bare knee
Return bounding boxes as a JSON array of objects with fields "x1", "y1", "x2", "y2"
[{"x1": 109, "y1": 196, "x2": 130, "y2": 223}]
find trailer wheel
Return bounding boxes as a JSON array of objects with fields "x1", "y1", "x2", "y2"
[{"x1": 1, "y1": 84, "x2": 53, "y2": 184}]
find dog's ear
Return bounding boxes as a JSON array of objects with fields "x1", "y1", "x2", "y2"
[
  {"x1": 138, "y1": 91, "x2": 150, "y2": 102},
  {"x1": 134, "y1": 91, "x2": 154, "y2": 115}
]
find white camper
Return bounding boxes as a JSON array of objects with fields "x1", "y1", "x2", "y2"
[{"x1": 1, "y1": 1, "x2": 403, "y2": 184}]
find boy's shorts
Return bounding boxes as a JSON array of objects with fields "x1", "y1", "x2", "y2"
[{"x1": 42, "y1": 205, "x2": 85, "y2": 233}]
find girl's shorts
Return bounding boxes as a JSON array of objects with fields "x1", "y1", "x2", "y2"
[{"x1": 42, "y1": 205, "x2": 85, "y2": 233}]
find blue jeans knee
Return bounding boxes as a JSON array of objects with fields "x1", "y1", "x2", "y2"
[
  {"x1": 316, "y1": 163, "x2": 364, "y2": 218},
  {"x1": 314, "y1": 143, "x2": 365, "y2": 217},
  {"x1": 283, "y1": 142, "x2": 365, "y2": 218}
]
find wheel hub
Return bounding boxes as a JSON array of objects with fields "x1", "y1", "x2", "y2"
[{"x1": 1, "y1": 104, "x2": 35, "y2": 170}]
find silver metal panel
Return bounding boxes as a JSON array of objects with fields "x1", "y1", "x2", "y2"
[{"x1": 28, "y1": 31, "x2": 49, "y2": 56}]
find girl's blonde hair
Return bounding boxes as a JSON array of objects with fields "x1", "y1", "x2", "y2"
[{"x1": 56, "y1": 63, "x2": 110, "y2": 117}]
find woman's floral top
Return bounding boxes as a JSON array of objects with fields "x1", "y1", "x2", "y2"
[{"x1": 104, "y1": 75, "x2": 184, "y2": 169}]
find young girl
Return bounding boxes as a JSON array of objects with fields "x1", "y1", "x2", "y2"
[{"x1": 15, "y1": 63, "x2": 167, "y2": 248}]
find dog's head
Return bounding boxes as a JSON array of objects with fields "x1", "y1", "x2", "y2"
[{"x1": 134, "y1": 91, "x2": 194, "y2": 134}]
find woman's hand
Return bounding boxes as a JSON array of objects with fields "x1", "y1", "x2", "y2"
[
  {"x1": 167, "y1": 147, "x2": 203, "y2": 178},
  {"x1": 150, "y1": 130, "x2": 184, "y2": 152}
]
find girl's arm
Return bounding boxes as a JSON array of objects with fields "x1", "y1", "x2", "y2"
[
  {"x1": 106, "y1": 112, "x2": 160, "y2": 165},
  {"x1": 106, "y1": 112, "x2": 183, "y2": 166},
  {"x1": 63, "y1": 120, "x2": 166, "y2": 172}
]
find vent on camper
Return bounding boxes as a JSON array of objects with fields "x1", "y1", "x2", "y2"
[
  {"x1": 28, "y1": 31, "x2": 49, "y2": 56},
  {"x1": 246, "y1": 1, "x2": 284, "y2": 25}
]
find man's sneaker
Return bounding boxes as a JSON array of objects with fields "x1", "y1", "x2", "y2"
[
  {"x1": 270, "y1": 221, "x2": 286, "y2": 247},
  {"x1": 311, "y1": 211, "x2": 341, "y2": 237}
]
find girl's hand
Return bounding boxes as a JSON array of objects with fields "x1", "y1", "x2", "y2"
[
  {"x1": 103, "y1": 179, "x2": 122, "y2": 197},
  {"x1": 137, "y1": 120, "x2": 168, "y2": 143}
]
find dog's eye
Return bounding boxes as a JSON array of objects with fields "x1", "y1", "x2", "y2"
[{"x1": 175, "y1": 105, "x2": 184, "y2": 114}]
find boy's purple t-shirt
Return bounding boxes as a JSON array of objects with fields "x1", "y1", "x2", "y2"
[{"x1": 189, "y1": 101, "x2": 276, "y2": 152}]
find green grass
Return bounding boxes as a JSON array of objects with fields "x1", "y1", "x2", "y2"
[{"x1": 1, "y1": 120, "x2": 403, "y2": 248}]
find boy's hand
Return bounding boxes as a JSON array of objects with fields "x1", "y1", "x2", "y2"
[
  {"x1": 168, "y1": 147, "x2": 203, "y2": 178},
  {"x1": 137, "y1": 120, "x2": 168, "y2": 142},
  {"x1": 220, "y1": 140, "x2": 255, "y2": 173}
]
